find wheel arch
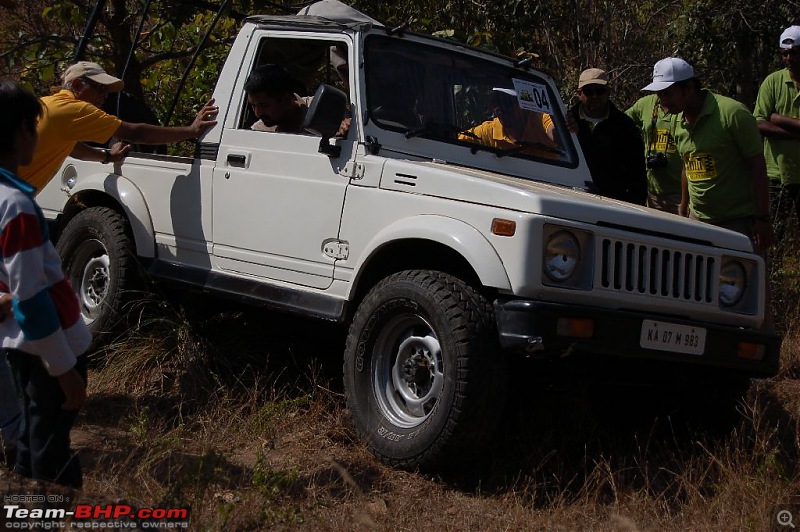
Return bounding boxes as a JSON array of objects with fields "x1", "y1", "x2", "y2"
[
  {"x1": 56, "y1": 175, "x2": 155, "y2": 259},
  {"x1": 347, "y1": 215, "x2": 511, "y2": 307}
]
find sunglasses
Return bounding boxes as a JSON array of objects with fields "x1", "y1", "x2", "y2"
[
  {"x1": 81, "y1": 77, "x2": 110, "y2": 94},
  {"x1": 781, "y1": 49, "x2": 800, "y2": 57},
  {"x1": 580, "y1": 87, "x2": 607, "y2": 97}
]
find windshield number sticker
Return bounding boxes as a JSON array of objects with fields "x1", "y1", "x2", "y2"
[{"x1": 512, "y1": 79, "x2": 552, "y2": 114}]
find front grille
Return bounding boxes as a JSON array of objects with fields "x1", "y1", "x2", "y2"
[{"x1": 600, "y1": 238, "x2": 715, "y2": 303}]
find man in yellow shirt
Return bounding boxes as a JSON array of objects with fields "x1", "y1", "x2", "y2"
[
  {"x1": 19, "y1": 61, "x2": 219, "y2": 191},
  {"x1": 459, "y1": 88, "x2": 559, "y2": 159}
]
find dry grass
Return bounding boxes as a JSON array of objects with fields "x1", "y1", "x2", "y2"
[{"x1": 2, "y1": 262, "x2": 800, "y2": 531}]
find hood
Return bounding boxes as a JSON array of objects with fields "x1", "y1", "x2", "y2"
[{"x1": 379, "y1": 159, "x2": 754, "y2": 253}]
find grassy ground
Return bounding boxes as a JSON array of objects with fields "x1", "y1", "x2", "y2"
[{"x1": 2, "y1": 256, "x2": 799, "y2": 531}]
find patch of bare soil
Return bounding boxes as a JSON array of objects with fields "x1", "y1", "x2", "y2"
[{"x1": 3, "y1": 308, "x2": 800, "y2": 531}]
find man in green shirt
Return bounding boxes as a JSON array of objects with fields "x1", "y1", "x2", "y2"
[
  {"x1": 753, "y1": 25, "x2": 800, "y2": 260},
  {"x1": 626, "y1": 93, "x2": 683, "y2": 213},
  {"x1": 642, "y1": 57, "x2": 773, "y2": 254}
]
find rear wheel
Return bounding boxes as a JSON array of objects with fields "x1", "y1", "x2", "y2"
[
  {"x1": 56, "y1": 207, "x2": 140, "y2": 344},
  {"x1": 343, "y1": 270, "x2": 507, "y2": 469}
]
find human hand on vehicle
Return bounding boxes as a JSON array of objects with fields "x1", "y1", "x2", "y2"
[
  {"x1": 109, "y1": 141, "x2": 131, "y2": 163},
  {"x1": 191, "y1": 99, "x2": 219, "y2": 137},
  {"x1": 335, "y1": 117, "x2": 351, "y2": 138}
]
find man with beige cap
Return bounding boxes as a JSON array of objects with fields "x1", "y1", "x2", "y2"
[
  {"x1": 569, "y1": 67, "x2": 647, "y2": 204},
  {"x1": 19, "y1": 61, "x2": 219, "y2": 191}
]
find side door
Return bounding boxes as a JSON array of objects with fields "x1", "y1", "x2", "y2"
[{"x1": 212, "y1": 33, "x2": 355, "y2": 290}]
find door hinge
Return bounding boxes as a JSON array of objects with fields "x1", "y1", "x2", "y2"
[{"x1": 340, "y1": 162, "x2": 365, "y2": 180}]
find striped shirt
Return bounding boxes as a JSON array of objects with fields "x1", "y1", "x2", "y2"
[{"x1": 0, "y1": 166, "x2": 91, "y2": 375}]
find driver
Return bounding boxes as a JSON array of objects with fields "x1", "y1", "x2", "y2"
[{"x1": 459, "y1": 88, "x2": 558, "y2": 159}]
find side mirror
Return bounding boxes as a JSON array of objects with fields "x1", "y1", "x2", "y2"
[{"x1": 303, "y1": 84, "x2": 348, "y2": 157}]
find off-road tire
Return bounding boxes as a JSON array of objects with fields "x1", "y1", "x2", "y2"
[
  {"x1": 343, "y1": 270, "x2": 507, "y2": 470},
  {"x1": 56, "y1": 207, "x2": 140, "y2": 345}
]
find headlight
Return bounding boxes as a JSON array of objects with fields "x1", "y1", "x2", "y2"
[
  {"x1": 719, "y1": 260, "x2": 747, "y2": 307},
  {"x1": 544, "y1": 230, "x2": 580, "y2": 282}
]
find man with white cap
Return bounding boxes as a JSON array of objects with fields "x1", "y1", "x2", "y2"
[
  {"x1": 18, "y1": 61, "x2": 219, "y2": 191},
  {"x1": 570, "y1": 67, "x2": 647, "y2": 205},
  {"x1": 753, "y1": 25, "x2": 800, "y2": 262},
  {"x1": 643, "y1": 57, "x2": 773, "y2": 253}
]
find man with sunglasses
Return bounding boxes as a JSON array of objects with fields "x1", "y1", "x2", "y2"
[
  {"x1": 569, "y1": 68, "x2": 647, "y2": 205},
  {"x1": 19, "y1": 61, "x2": 219, "y2": 191},
  {"x1": 753, "y1": 25, "x2": 800, "y2": 263}
]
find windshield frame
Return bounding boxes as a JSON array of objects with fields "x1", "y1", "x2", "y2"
[{"x1": 362, "y1": 33, "x2": 579, "y2": 170}]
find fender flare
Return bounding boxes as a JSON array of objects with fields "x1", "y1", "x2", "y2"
[
  {"x1": 61, "y1": 165, "x2": 156, "y2": 258},
  {"x1": 349, "y1": 214, "x2": 511, "y2": 297}
]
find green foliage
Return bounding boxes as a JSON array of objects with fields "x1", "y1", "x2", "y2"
[
  {"x1": 248, "y1": 395, "x2": 312, "y2": 433},
  {"x1": 252, "y1": 459, "x2": 299, "y2": 496},
  {"x1": 1, "y1": 0, "x2": 798, "y2": 133}
]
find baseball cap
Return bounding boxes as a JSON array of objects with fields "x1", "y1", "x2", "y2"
[
  {"x1": 641, "y1": 57, "x2": 695, "y2": 92},
  {"x1": 780, "y1": 26, "x2": 800, "y2": 49},
  {"x1": 62, "y1": 61, "x2": 124, "y2": 92},
  {"x1": 578, "y1": 68, "x2": 608, "y2": 89},
  {"x1": 492, "y1": 87, "x2": 517, "y2": 97}
]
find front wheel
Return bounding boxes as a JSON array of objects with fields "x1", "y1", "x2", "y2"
[
  {"x1": 56, "y1": 207, "x2": 140, "y2": 344},
  {"x1": 343, "y1": 270, "x2": 507, "y2": 470}
]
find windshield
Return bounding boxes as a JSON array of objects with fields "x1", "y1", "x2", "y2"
[{"x1": 364, "y1": 35, "x2": 576, "y2": 166}]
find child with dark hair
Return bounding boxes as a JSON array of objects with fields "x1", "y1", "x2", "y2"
[{"x1": 0, "y1": 79, "x2": 92, "y2": 487}]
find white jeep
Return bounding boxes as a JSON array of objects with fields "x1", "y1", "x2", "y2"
[{"x1": 36, "y1": 13, "x2": 780, "y2": 469}]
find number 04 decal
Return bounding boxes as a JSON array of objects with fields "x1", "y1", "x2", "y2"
[{"x1": 512, "y1": 78, "x2": 553, "y2": 114}]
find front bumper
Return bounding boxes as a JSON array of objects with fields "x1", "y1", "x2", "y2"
[{"x1": 494, "y1": 299, "x2": 781, "y2": 378}]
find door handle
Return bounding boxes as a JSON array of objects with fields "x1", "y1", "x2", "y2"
[{"x1": 227, "y1": 153, "x2": 248, "y2": 167}]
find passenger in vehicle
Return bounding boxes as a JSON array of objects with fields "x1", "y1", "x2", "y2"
[
  {"x1": 244, "y1": 64, "x2": 314, "y2": 134},
  {"x1": 458, "y1": 88, "x2": 559, "y2": 159}
]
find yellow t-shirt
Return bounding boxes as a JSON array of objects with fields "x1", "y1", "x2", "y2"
[
  {"x1": 19, "y1": 90, "x2": 122, "y2": 190},
  {"x1": 459, "y1": 114, "x2": 557, "y2": 159}
]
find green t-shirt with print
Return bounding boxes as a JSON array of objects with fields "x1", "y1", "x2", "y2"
[
  {"x1": 625, "y1": 94, "x2": 683, "y2": 196},
  {"x1": 753, "y1": 68, "x2": 800, "y2": 185},
  {"x1": 673, "y1": 90, "x2": 763, "y2": 223}
]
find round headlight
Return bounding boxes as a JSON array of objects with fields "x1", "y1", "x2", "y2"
[
  {"x1": 719, "y1": 261, "x2": 746, "y2": 307},
  {"x1": 544, "y1": 231, "x2": 580, "y2": 282}
]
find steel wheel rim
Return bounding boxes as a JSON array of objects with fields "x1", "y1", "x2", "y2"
[
  {"x1": 73, "y1": 239, "x2": 110, "y2": 324},
  {"x1": 372, "y1": 313, "x2": 444, "y2": 428}
]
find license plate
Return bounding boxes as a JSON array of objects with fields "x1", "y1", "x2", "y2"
[{"x1": 640, "y1": 320, "x2": 706, "y2": 355}]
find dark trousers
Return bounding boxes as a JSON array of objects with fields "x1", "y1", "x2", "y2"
[
  {"x1": 4, "y1": 349, "x2": 87, "y2": 488},
  {"x1": 769, "y1": 182, "x2": 800, "y2": 263}
]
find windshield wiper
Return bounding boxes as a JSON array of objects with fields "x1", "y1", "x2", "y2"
[
  {"x1": 404, "y1": 122, "x2": 469, "y2": 140},
  {"x1": 496, "y1": 140, "x2": 565, "y2": 158}
]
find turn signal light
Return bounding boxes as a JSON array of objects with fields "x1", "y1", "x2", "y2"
[
  {"x1": 491, "y1": 218, "x2": 516, "y2": 237},
  {"x1": 556, "y1": 318, "x2": 594, "y2": 338},
  {"x1": 737, "y1": 342, "x2": 766, "y2": 361}
]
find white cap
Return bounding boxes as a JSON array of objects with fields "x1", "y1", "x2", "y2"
[
  {"x1": 62, "y1": 61, "x2": 124, "y2": 92},
  {"x1": 780, "y1": 26, "x2": 800, "y2": 49},
  {"x1": 492, "y1": 87, "x2": 517, "y2": 97},
  {"x1": 642, "y1": 57, "x2": 695, "y2": 92}
]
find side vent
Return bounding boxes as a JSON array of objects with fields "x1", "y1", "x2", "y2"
[{"x1": 394, "y1": 173, "x2": 418, "y2": 187}]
